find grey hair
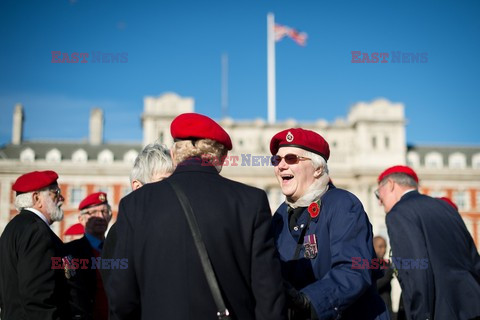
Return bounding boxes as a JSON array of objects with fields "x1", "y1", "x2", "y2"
[
  {"x1": 130, "y1": 144, "x2": 174, "y2": 184},
  {"x1": 172, "y1": 139, "x2": 227, "y2": 172},
  {"x1": 14, "y1": 192, "x2": 35, "y2": 211},
  {"x1": 302, "y1": 151, "x2": 329, "y2": 175},
  {"x1": 380, "y1": 173, "x2": 418, "y2": 188}
]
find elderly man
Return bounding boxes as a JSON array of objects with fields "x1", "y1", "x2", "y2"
[
  {"x1": 65, "y1": 192, "x2": 112, "y2": 320},
  {"x1": 0, "y1": 170, "x2": 70, "y2": 319},
  {"x1": 106, "y1": 113, "x2": 286, "y2": 319},
  {"x1": 376, "y1": 165, "x2": 480, "y2": 320},
  {"x1": 270, "y1": 128, "x2": 388, "y2": 320}
]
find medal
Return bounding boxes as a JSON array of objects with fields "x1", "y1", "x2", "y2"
[
  {"x1": 62, "y1": 255, "x2": 76, "y2": 279},
  {"x1": 303, "y1": 234, "x2": 318, "y2": 259}
]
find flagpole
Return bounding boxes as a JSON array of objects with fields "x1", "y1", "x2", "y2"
[{"x1": 267, "y1": 12, "x2": 276, "y2": 124}]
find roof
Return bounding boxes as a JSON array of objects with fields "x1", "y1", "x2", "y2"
[{"x1": 0, "y1": 141, "x2": 142, "y2": 161}]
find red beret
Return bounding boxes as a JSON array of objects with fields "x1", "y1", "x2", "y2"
[
  {"x1": 12, "y1": 170, "x2": 59, "y2": 194},
  {"x1": 170, "y1": 113, "x2": 232, "y2": 150},
  {"x1": 378, "y1": 165, "x2": 419, "y2": 183},
  {"x1": 270, "y1": 128, "x2": 330, "y2": 161},
  {"x1": 438, "y1": 197, "x2": 458, "y2": 211},
  {"x1": 64, "y1": 223, "x2": 85, "y2": 235},
  {"x1": 78, "y1": 192, "x2": 108, "y2": 210}
]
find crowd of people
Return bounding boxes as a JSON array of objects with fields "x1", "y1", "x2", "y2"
[{"x1": 0, "y1": 112, "x2": 479, "y2": 320}]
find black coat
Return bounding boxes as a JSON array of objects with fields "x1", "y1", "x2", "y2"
[
  {"x1": 0, "y1": 209, "x2": 70, "y2": 320},
  {"x1": 386, "y1": 190, "x2": 480, "y2": 320},
  {"x1": 64, "y1": 236, "x2": 101, "y2": 320},
  {"x1": 104, "y1": 158, "x2": 286, "y2": 320}
]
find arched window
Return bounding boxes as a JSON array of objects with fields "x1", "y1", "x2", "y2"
[
  {"x1": 98, "y1": 149, "x2": 114, "y2": 164},
  {"x1": 72, "y1": 149, "x2": 88, "y2": 163},
  {"x1": 407, "y1": 151, "x2": 420, "y2": 167},
  {"x1": 472, "y1": 153, "x2": 480, "y2": 169},
  {"x1": 46, "y1": 148, "x2": 61, "y2": 163},
  {"x1": 425, "y1": 152, "x2": 443, "y2": 168},
  {"x1": 20, "y1": 148, "x2": 35, "y2": 162},
  {"x1": 448, "y1": 152, "x2": 466, "y2": 169},
  {"x1": 123, "y1": 150, "x2": 139, "y2": 164}
]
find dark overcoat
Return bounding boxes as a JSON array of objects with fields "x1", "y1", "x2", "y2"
[
  {"x1": 386, "y1": 190, "x2": 480, "y2": 320},
  {"x1": 0, "y1": 209, "x2": 70, "y2": 320},
  {"x1": 104, "y1": 158, "x2": 286, "y2": 320},
  {"x1": 65, "y1": 235, "x2": 104, "y2": 320}
]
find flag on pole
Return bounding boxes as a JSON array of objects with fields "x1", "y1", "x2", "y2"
[{"x1": 274, "y1": 23, "x2": 307, "y2": 46}]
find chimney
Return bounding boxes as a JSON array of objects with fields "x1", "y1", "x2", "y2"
[
  {"x1": 12, "y1": 103, "x2": 24, "y2": 145},
  {"x1": 89, "y1": 108, "x2": 104, "y2": 145}
]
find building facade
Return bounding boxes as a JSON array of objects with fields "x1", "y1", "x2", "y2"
[{"x1": 1, "y1": 93, "x2": 479, "y2": 249}]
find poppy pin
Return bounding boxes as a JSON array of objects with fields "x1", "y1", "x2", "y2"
[{"x1": 308, "y1": 202, "x2": 320, "y2": 218}]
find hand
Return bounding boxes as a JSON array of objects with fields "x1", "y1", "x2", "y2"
[{"x1": 285, "y1": 283, "x2": 311, "y2": 312}]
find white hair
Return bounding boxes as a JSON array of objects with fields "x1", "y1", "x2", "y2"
[
  {"x1": 302, "y1": 150, "x2": 329, "y2": 174},
  {"x1": 130, "y1": 143, "x2": 174, "y2": 184},
  {"x1": 14, "y1": 192, "x2": 35, "y2": 212}
]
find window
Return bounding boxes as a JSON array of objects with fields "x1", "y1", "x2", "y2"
[
  {"x1": 453, "y1": 191, "x2": 469, "y2": 211},
  {"x1": 98, "y1": 149, "x2": 114, "y2": 164},
  {"x1": 472, "y1": 153, "x2": 480, "y2": 169},
  {"x1": 123, "y1": 150, "x2": 138, "y2": 164},
  {"x1": 46, "y1": 148, "x2": 61, "y2": 162},
  {"x1": 371, "y1": 136, "x2": 377, "y2": 149},
  {"x1": 70, "y1": 187, "x2": 86, "y2": 207},
  {"x1": 476, "y1": 191, "x2": 480, "y2": 210},
  {"x1": 384, "y1": 136, "x2": 390, "y2": 149},
  {"x1": 20, "y1": 148, "x2": 35, "y2": 162},
  {"x1": 429, "y1": 190, "x2": 446, "y2": 198},
  {"x1": 448, "y1": 152, "x2": 466, "y2": 169},
  {"x1": 72, "y1": 149, "x2": 88, "y2": 163},
  {"x1": 407, "y1": 151, "x2": 420, "y2": 167},
  {"x1": 425, "y1": 152, "x2": 443, "y2": 168}
]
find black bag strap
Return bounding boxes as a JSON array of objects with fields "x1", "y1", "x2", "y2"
[{"x1": 166, "y1": 180, "x2": 231, "y2": 320}]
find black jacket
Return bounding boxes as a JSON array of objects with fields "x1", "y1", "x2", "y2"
[
  {"x1": 104, "y1": 158, "x2": 286, "y2": 320},
  {"x1": 0, "y1": 209, "x2": 70, "y2": 320}
]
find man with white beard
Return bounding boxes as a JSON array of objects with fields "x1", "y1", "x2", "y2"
[{"x1": 0, "y1": 170, "x2": 70, "y2": 320}]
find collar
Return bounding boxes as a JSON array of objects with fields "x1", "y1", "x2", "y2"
[
  {"x1": 85, "y1": 232, "x2": 103, "y2": 252},
  {"x1": 25, "y1": 208, "x2": 50, "y2": 226},
  {"x1": 400, "y1": 189, "x2": 419, "y2": 201},
  {"x1": 286, "y1": 176, "x2": 332, "y2": 208},
  {"x1": 173, "y1": 157, "x2": 221, "y2": 175}
]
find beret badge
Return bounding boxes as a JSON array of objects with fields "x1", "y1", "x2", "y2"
[
  {"x1": 286, "y1": 131, "x2": 294, "y2": 142},
  {"x1": 99, "y1": 194, "x2": 106, "y2": 202}
]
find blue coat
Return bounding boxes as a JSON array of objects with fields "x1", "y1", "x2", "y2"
[
  {"x1": 386, "y1": 190, "x2": 480, "y2": 320},
  {"x1": 271, "y1": 184, "x2": 389, "y2": 320}
]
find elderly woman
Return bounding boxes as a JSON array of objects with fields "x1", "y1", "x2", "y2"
[{"x1": 270, "y1": 128, "x2": 389, "y2": 320}]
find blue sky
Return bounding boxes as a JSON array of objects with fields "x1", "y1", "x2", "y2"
[{"x1": 1, "y1": 0, "x2": 479, "y2": 146}]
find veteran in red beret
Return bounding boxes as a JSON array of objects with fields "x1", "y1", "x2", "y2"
[
  {"x1": 270, "y1": 128, "x2": 389, "y2": 320},
  {"x1": 64, "y1": 192, "x2": 112, "y2": 320},
  {"x1": 376, "y1": 165, "x2": 480, "y2": 320},
  {"x1": 105, "y1": 113, "x2": 286, "y2": 320},
  {"x1": 0, "y1": 170, "x2": 70, "y2": 319}
]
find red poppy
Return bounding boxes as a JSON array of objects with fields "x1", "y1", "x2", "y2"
[{"x1": 308, "y1": 202, "x2": 320, "y2": 218}]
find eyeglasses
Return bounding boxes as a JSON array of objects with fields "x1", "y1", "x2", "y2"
[
  {"x1": 271, "y1": 154, "x2": 311, "y2": 166},
  {"x1": 374, "y1": 180, "x2": 389, "y2": 200},
  {"x1": 49, "y1": 188, "x2": 62, "y2": 197}
]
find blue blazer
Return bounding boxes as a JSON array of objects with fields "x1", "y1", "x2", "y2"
[
  {"x1": 271, "y1": 184, "x2": 389, "y2": 320},
  {"x1": 387, "y1": 190, "x2": 480, "y2": 320}
]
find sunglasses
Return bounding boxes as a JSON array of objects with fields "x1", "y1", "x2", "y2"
[{"x1": 271, "y1": 154, "x2": 311, "y2": 166}]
